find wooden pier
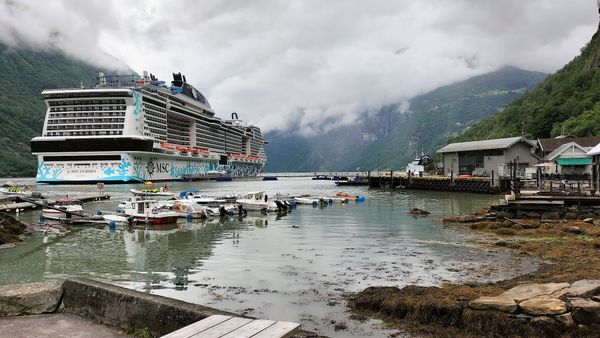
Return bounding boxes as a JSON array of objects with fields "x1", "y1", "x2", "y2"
[
  {"x1": 0, "y1": 194, "x2": 110, "y2": 213},
  {"x1": 366, "y1": 172, "x2": 509, "y2": 194},
  {"x1": 161, "y1": 315, "x2": 300, "y2": 338}
]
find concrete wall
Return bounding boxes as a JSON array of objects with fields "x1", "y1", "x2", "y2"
[
  {"x1": 503, "y1": 142, "x2": 537, "y2": 166},
  {"x1": 442, "y1": 152, "x2": 459, "y2": 175},
  {"x1": 482, "y1": 155, "x2": 504, "y2": 176}
]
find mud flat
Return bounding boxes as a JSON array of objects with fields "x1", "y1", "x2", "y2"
[{"x1": 349, "y1": 207, "x2": 600, "y2": 337}]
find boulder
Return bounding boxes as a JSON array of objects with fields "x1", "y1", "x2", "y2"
[
  {"x1": 408, "y1": 208, "x2": 430, "y2": 216},
  {"x1": 530, "y1": 316, "x2": 555, "y2": 324},
  {"x1": 0, "y1": 281, "x2": 63, "y2": 316},
  {"x1": 570, "y1": 298, "x2": 600, "y2": 326},
  {"x1": 519, "y1": 298, "x2": 568, "y2": 316},
  {"x1": 552, "y1": 313, "x2": 575, "y2": 327},
  {"x1": 566, "y1": 226, "x2": 582, "y2": 235},
  {"x1": 541, "y1": 211, "x2": 559, "y2": 220},
  {"x1": 583, "y1": 218, "x2": 595, "y2": 224},
  {"x1": 564, "y1": 280, "x2": 600, "y2": 298},
  {"x1": 592, "y1": 295, "x2": 600, "y2": 303},
  {"x1": 502, "y1": 283, "x2": 570, "y2": 302},
  {"x1": 469, "y1": 295, "x2": 518, "y2": 313}
]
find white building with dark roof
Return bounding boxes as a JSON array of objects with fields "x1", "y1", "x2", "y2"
[{"x1": 437, "y1": 136, "x2": 539, "y2": 177}]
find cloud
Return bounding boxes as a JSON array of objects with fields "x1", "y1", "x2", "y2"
[{"x1": 1, "y1": 0, "x2": 597, "y2": 133}]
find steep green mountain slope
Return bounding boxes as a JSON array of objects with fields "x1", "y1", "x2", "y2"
[
  {"x1": 454, "y1": 21, "x2": 600, "y2": 142},
  {"x1": 0, "y1": 44, "x2": 123, "y2": 177},
  {"x1": 265, "y1": 66, "x2": 546, "y2": 172}
]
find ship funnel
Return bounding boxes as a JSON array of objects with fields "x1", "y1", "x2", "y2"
[
  {"x1": 232, "y1": 112, "x2": 239, "y2": 120},
  {"x1": 143, "y1": 70, "x2": 150, "y2": 82},
  {"x1": 98, "y1": 72, "x2": 107, "y2": 86}
]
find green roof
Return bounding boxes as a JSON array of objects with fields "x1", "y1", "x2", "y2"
[{"x1": 556, "y1": 158, "x2": 592, "y2": 166}]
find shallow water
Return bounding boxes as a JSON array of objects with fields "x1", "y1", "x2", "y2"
[{"x1": 0, "y1": 177, "x2": 538, "y2": 337}]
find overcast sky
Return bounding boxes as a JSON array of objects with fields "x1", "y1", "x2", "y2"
[{"x1": 0, "y1": 0, "x2": 597, "y2": 134}]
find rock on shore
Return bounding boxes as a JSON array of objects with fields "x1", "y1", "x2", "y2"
[
  {"x1": 469, "y1": 280, "x2": 600, "y2": 329},
  {"x1": 0, "y1": 282, "x2": 63, "y2": 316},
  {"x1": 0, "y1": 213, "x2": 27, "y2": 245}
]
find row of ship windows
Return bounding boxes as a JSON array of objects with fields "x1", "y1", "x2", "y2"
[
  {"x1": 145, "y1": 116, "x2": 166, "y2": 124},
  {"x1": 143, "y1": 105, "x2": 167, "y2": 113},
  {"x1": 45, "y1": 130, "x2": 124, "y2": 136},
  {"x1": 49, "y1": 112, "x2": 126, "y2": 118},
  {"x1": 47, "y1": 118, "x2": 125, "y2": 124},
  {"x1": 47, "y1": 124, "x2": 124, "y2": 130},
  {"x1": 50, "y1": 106, "x2": 127, "y2": 112},
  {"x1": 143, "y1": 109, "x2": 166, "y2": 118},
  {"x1": 147, "y1": 127, "x2": 167, "y2": 135},
  {"x1": 48, "y1": 99, "x2": 126, "y2": 106}
]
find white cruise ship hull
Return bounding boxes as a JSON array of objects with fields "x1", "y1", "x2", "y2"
[{"x1": 35, "y1": 152, "x2": 263, "y2": 183}]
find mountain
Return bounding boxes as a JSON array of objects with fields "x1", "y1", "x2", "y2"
[
  {"x1": 264, "y1": 66, "x2": 546, "y2": 172},
  {"x1": 453, "y1": 20, "x2": 600, "y2": 142},
  {"x1": 0, "y1": 44, "x2": 128, "y2": 177}
]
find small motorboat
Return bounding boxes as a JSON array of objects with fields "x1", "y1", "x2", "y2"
[
  {"x1": 262, "y1": 176, "x2": 278, "y2": 181},
  {"x1": 179, "y1": 190, "x2": 227, "y2": 204},
  {"x1": 42, "y1": 198, "x2": 84, "y2": 220},
  {"x1": 120, "y1": 197, "x2": 179, "y2": 224},
  {"x1": 236, "y1": 191, "x2": 280, "y2": 212},
  {"x1": 336, "y1": 192, "x2": 366, "y2": 201}
]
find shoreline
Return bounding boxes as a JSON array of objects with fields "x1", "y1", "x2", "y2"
[{"x1": 348, "y1": 206, "x2": 600, "y2": 337}]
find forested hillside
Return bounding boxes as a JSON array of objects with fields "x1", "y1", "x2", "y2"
[
  {"x1": 0, "y1": 45, "x2": 122, "y2": 177},
  {"x1": 454, "y1": 21, "x2": 600, "y2": 142},
  {"x1": 265, "y1": 66, "x2": 546, "y2": 172}
]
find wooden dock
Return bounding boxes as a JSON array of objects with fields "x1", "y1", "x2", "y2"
[
  {"x1": 161, "y1": 315, "x2": 300, "y2": 338},
  {"x1": 0, "y1": 194, "x2": 110, "y2": 213},
  {"x1": 366, "y1": 173, "x2": 509, "y2": 194}
]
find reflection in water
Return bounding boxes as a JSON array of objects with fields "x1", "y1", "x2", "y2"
[{"x1": 0, "y1": 178, "x2": 534, "y2": 337}]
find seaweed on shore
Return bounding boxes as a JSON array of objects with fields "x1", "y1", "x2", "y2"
[{"x1": 348, "y1": 209, "x2": 600, "y2": 337}]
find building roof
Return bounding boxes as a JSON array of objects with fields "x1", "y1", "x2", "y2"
[
  {"x1": 538, "y1": 137, "x2": 600, "y2": 153},
  {"x1": 437, "y1": 136, "x2": 530, "y2": 154},
  {"x1": 544, "y1": 142, "x2": 589, "y2": 161},
  {"x1": 588, "y1": 142, "x2": 600, "y2": 156}
]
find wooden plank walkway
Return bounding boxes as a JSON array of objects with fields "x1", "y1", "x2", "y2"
[{"x1": 161, "y1": 315, "x2": 300, "y2": 338}]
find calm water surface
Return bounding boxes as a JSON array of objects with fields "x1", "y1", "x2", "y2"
[{"x1": 0, "y1": 177, "x2": 537, "y2": 337}]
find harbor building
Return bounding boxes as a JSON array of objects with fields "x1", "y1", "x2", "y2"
[
  {"x1": 437, "y1": 136, "x2": 539, "y2": 177},
  {"x1": 542, "y1": 142, "x2": 593, "y2": 177}
]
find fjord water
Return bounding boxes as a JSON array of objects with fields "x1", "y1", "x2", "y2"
[{"x1": 0, "y1": 177, "x2": 537, "y2": 337}]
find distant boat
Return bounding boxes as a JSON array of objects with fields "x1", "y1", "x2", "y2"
[
  {"x1": 312, "y1": 175, "x2": 330, "y2": 180},
  {"x1": 262, "y1": 176, "x2": 278, "y2": 181}
]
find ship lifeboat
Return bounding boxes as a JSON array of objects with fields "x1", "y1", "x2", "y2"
[
  {"x1": 160, "y1": 143, "x2": 175, "y2": 151},
  {"x1": 189, "y1": 148, "x2": 199, "y2": 154},
  {"x1": 198, "y1": 147, "x2": 210, "y2": 155},
  {"x1": 136, "y1": 79, "x2": 145, "y2": 84},
  {"x1": 176, "y1": 145, "x2": 188, "y2": 153}
]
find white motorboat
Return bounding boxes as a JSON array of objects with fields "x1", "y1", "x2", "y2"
[
  {"x1": 179, "y1": 190, "x2": 226, "y2": 204},
  {"x1": 236, "y1": 191, "x2": 279, "y2": 212},
  {"x1": 120, "y1": 197, "x2": 179, "y2": 224},
  {"x1": 42, "y1": 198, "x2": 84, "y2": 220}
]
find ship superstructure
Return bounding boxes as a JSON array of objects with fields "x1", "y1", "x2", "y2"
[{"x1": 31, "y1": 72, "x2": 267, "y2": 183}]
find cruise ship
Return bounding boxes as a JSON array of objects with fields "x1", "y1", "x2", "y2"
[{"x1": 30, "y1": 72, "x2": 267, "y2": 183}]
